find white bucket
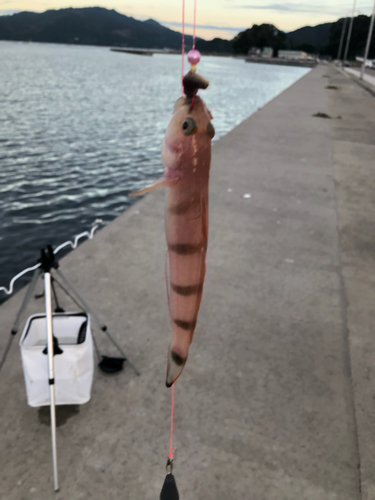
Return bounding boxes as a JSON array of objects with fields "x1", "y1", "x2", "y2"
[{"x1": 19, "y1": 312, "x2": 94, "y2": 407}]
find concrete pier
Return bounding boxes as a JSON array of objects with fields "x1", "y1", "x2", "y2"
[
  {"x1": 345, "y1": 67, "x2": 375, "y2": 88},
  {"x1": 246, "y1": 56, "x2": 316, "y2": 68},
  {"x1": 1, "y1": 65, "x2": 375, "y2": 500}
]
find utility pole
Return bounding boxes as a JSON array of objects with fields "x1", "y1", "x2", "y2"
[
  {"x1": 337, "y1": 17, "x2": 348, "y2": 62},
  {"x1": 360, "y1": 0, "x2": 375, "y2": 79},
  {"x1": 343, "y1": 0, "x2": 357, "y2": 64}
]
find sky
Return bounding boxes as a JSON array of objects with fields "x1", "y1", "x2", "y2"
[{"x1": 1, "y1": 0, "x2": 374, "y2": 40}]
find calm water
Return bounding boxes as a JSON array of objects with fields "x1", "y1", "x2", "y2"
[{"x1": 0, "y1": 41, "x2": 309, "y2": 299}]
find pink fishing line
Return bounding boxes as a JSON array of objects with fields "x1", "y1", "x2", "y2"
[
  {"x1": 193, "y1": 0, "x2": 197, "y2": 50},
  {"x1": 168, "y1": 383, "x2": 176, "y2": 459},
  {"x1": 168, "y1": 0, "x2": 199, "y2": 466},
  {"x1": 181, "y1": 0, "x2": 185, "y2": 96}
]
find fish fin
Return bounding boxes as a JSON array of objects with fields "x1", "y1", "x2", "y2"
[
  {"x1": 128, "y1": 176, "x2": 179, "y2": 197},
  {"x1": 166, "y1": 346, "x2": 187, "y2": 388}
]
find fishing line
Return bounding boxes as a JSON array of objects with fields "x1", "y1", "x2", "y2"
[
  {"x1": 170, "y1": 0, "x2": 196, "y2": 465},
  {"x1": 161, "y1": 3, "x2": 202, "y2": 498},
  {"x1": 181, "y1": 0, "x2": 185, "y2": 96},
  {"x1": 161, "y1": 383, "x2": 179, "y2": 499},
  {"x1": 168, "y1": 383, "x2": 176, "y2": 459},
  {"x1": 193, "y1": 0, "x2": 197, "y2": 50}
]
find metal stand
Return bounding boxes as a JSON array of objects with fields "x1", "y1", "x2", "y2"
[
  {"x1": 360, "y1": 0, "x2": 375, "y2": 80},
  {"x1": 0, "y1": 268, "x2": 41, "y2": 371},
  {"x1": 0, "y1": 244, "x2": 140, "y2": 492},
  {"x1": 1, "y1": 259, "x2": 59, "y2": 490},
  {"x1": 44, "y1": 271, "x2": 59, "y2": 492},
  {"x1": 1, "y1": 245, "x2": 139, "y2": 375}
]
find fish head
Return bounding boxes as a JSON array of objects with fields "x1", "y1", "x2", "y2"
[{"x1": 162, "y1": 73, "x2": 215, "y2": 175}]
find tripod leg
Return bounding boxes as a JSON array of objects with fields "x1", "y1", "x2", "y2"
[
  {"x1": 44, "y1": 272, "x2": 59, "y2": 492},
  {"x1": 0, "y1": 336, "x2": 15, "y2": 373},
  {"x1": 50, "y1": 278, "x2": 64, "y2": 313},
  {"x1": 12, "y1": 268, "x2": 41, "y2": 334},
  {"x1": 50, "y1": 277, "x2": 102, "y2": 363},
  {"x1": 54, "y1": 268, "x2": 140, "y2": 376},
  {"x1": 54, "y1": 269, "x2": 105, "y2": 328},
  {"x1": 0, "y1": 268, "x2": 41, "y2": 372},
  {"x1": 100, "y1": 329, "x2": 140, "y2": 376}
]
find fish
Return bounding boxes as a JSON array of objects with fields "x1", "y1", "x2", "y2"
[{"x1": 130, "y1": 71, "x2": 214, "y2": 387}]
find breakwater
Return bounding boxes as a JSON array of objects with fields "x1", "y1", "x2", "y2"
[{"x1": 246, "y1": 56, "x2": 317, "y2": 68}]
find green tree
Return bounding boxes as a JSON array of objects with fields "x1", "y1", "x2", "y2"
[{"x1": 232, "y1": 24, "x2": 286, "y2": 55}]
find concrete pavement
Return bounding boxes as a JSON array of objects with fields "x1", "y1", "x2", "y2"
[
  {"x1": 345, "y1": 67, "x2": 375, "y2": 89},
  {"x1": 327, "y1": 66, "x2": 375, "y2": 500},
  {"x1": 343, "y1": 67, "x2": 375, "y2": 98},
  {"x1": 0, "y1": 64, "x2": 374, "y2": 500}
]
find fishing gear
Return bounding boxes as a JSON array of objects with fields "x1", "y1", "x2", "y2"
[
  {"x1": 160, "y1": 458, "x2": 179, "y2": 500},
  {"x1": 0, "y1": 221, "x2": 139, "y2": 376},
  {"x1": 156, "y1": 0, "x2": 211, "y2": 495},
  {"x1": 0, "y1": 222, "x2": 140, "y2": 491}
]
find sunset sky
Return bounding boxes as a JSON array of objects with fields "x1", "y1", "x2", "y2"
[{"x1": 1, "y1": 0, "x2": 374, "y2": 39}]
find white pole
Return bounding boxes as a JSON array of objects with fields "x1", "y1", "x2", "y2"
[
  {"x1": 360, "y1": 1, "x2": 375, "y2": 79},
  {"x1": 343, "y1": 0, "x2": 357, "y2": 64},
  {"x1": 337, "y1": 17, "x2": 348, "y2": 62},
  {"x1": 44, "y1": 272, "x2": 59, "y2": 492}
]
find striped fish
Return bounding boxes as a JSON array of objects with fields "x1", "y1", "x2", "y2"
[{"x1": 130, "y1": 71, "x2": 214, "y2": 386}]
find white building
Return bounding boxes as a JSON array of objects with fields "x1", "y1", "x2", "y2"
[
  {"x1": 262, "y1": 47, "x2": 273, "y2": 58},
  {"x1": 278, "y1": 50, "x2": 308, "y2": 60}
]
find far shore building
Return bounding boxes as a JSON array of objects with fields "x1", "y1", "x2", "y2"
[
  {"x1": 248, "y1": 47, "x2": 261, "y2": 57},
  {"x1": 278, "y1": 50, "x2": 308, "y2": 60},
  {"x1": 262, "y1": 47, "x2": 273, "y2": 58}
]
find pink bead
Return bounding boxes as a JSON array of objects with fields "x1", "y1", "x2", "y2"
[{"x1": 187, "y1": 49, "x2": 201, "y2": 66}]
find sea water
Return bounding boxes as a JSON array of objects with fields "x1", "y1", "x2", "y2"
[{"x1": 0, "y1": 41, "x2": 309, "y2": 298}]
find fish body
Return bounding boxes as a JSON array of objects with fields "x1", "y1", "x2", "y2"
[{"x1": 130, "y1": 72, "x2": 214, "y2": 386}]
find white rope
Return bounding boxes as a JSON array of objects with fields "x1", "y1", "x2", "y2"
[
  {"x1": 0, "y1": 219, "x2": 103, "y2": 296},
  {"x1": 53, "y1": 219, "x2": 102, "y2": 254}
]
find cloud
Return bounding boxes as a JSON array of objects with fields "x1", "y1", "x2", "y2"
[
  {"x1": 161, "y1": 21, "x2": 245, "y2": 32},
  {"x1": 0, "y1": 9, "x2": 20, "y2": 15},
  {"x1": 231, "y1": 3, "x2": 359, "y2": 15}
]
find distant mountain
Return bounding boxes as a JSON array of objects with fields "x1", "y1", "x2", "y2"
[
  {"x1": 324, "y1": 15, "x2": 375, "y2": 59},
  {"x1": 229, "y1": 22, "x2": 335, "y2": 55},
  {"x1": 286, "y1": 22, "x2": 332, "y2": 49},
  {"x1": 0, "y1": 7, "x2": 195, "y2": 49},
  {"x1": 286, "y1": 15, "x2": 374, "y2": 58},
  {"x1": 196, "y1": 37, "x2": 232, "y2": 54}
]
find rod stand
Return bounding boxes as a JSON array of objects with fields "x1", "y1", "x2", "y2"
[
  {"x1": 44, "y1": 271, "x2": 59, "y2": 491},
  {"x1": 39, "y1": 245, "x2": 59, "y2": 273}
]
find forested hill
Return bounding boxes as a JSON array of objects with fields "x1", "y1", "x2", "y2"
[
  {"x1": 286, "y1": 23, "x2": 332, "y2": 51},
  {"x1": 0, "y1": 7, "x2": 195, "y2": 48},
  {"x1": 231, "y1": 15, "x2": 374, "y2": 59}
]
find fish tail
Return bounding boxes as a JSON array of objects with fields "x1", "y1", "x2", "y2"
[{"x1": 165, "y1": 345, "x2": 187, "y2": 387}]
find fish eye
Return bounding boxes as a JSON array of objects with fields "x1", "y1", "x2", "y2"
[{"x1": 182, "y1": 117, "x2": 197, "y2": 136}]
